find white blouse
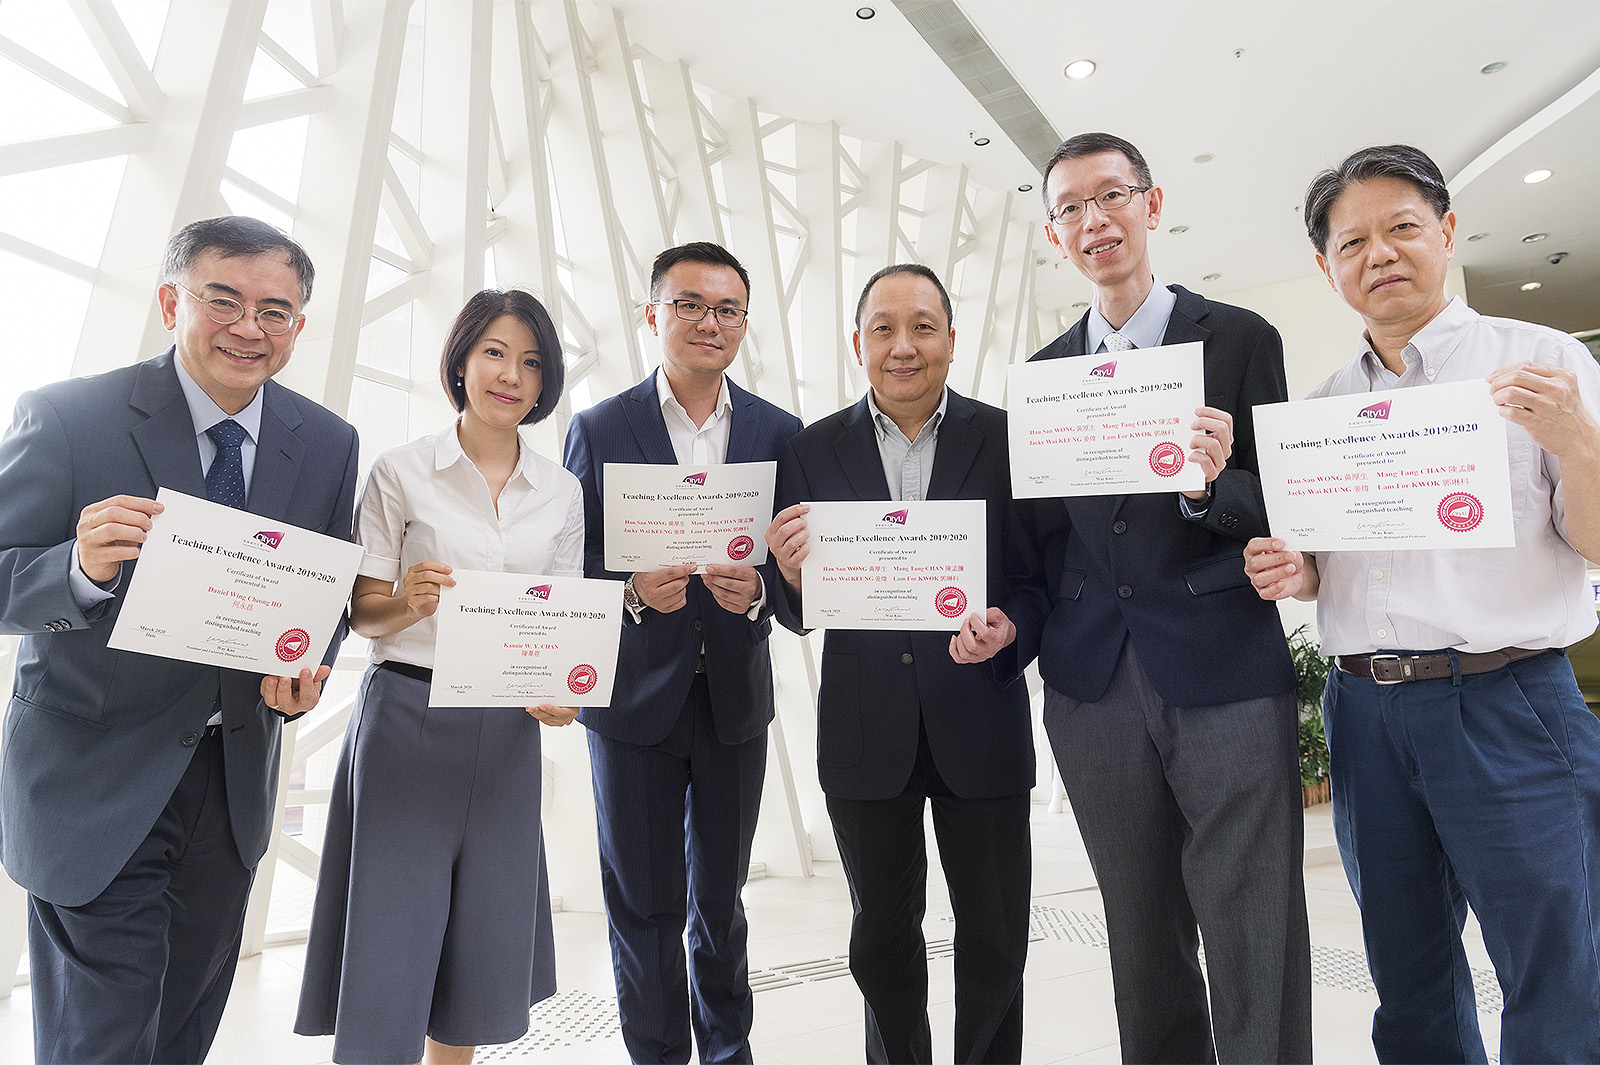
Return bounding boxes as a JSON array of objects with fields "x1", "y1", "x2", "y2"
[{"x1": 355, "y1": 422, "x2": 586, "y2": 668}]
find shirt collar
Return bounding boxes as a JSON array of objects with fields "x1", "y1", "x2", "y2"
[
  {"x1": 172, "y1": 354, "x2": 263, "y2": 443},
  {"x1": 656, "y1": 367, "x2": 732, "y2": 422},
  {"x1": 1358, "y1": 295, "x2": 1477, "y2": 385},
  {"x1": 432, "y1": 421, "x2": 538, "y2": 488},
  {"x1": 1086, "y1": 275, "x2": 1175, "y2": 353},
  {"x1": 866, "y1": 386, "x2": 948, "y2": 444}
]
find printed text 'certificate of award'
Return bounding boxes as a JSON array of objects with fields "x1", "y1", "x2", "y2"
[
  {"x1": 430, "y1": 570, "x2": 622, "y2": 707},
  {"x1": 1254, "y1": 379, "x2": 1513, "y2": 550},
  {"x1": 1008, "y1": 342, "x2": 1204, "y2": 497},
  {"x1": 801, "y1": 500, "x2": 985, "y2": 631},
  {"x1": 108, "y1": 488, "x2": 362, "y2": 673},
  {"x1": 604, "y1": 461, "x2": 775, "y2": 570}
]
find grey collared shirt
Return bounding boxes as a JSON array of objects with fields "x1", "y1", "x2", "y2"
[{"x1": 866, "y1": 388, "x2": 948, "y2": 502}]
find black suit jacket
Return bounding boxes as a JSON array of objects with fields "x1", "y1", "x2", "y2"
[
  {"x1": 1013, "y1": 285, "x2": 1295, "y2": 707},
  {"x1": 562, "y1": 371, "x2": 802, "y2": 747},
  {"x1": 773, "y1": 391, "x2": 1041, "y2": 801}
]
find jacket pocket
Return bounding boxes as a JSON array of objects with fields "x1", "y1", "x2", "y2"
[
  {"x1": 1057, "y1": 568, "x2": 1088, "y2": 601},
  {"x1": 1184, "y1": 552, "x2": 1250, "y2": 595}
]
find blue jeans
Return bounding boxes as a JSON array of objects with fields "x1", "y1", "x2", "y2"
[{"x1": 1325, "y1": 648, "x2": 1600, "y2": 1064}]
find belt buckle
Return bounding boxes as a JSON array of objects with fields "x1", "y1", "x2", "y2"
[{"x1": 1368, "y1": 653, "x2": 1405, "y2": 684}]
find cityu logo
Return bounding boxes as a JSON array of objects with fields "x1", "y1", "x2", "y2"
[
  {"x1": 1089, "y1": 360, "x2": 1118, "y2": 379},
  {"x1": 681, "y1": 472, "x2": 708, "y2": 486},
  {"x1": 881, "y1": 509, "x2": 908, "y2": 526},
  {"x1": 1357, "y1": 400, "x2": 1392, "y2": 421},
  {"x1": 252, "y1": 530, "x2": 284, "y2": 549},
  {"x1": 525, "y1": 585, "x2": 552, "y2": 600}
]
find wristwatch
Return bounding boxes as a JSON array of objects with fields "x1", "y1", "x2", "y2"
[{"x1": 622, "y1": 574, "x2": 644, "y2": 615}]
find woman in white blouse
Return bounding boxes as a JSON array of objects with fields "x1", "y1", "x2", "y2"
[{"x1": 295, "y1": 290, "x2": 583, "y2": 1065}]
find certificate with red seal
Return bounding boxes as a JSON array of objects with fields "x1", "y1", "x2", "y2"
[
  {"x1": 108, "y1": 488, "x2": 362, "y2": 674},
  {"x1": 603, "y1": 461, "x2": 776, "y2": 570},
  {"x1": 1007, "y1": 342, "x2": 1205, "y2": 497},
  {"x1": 799, "y1": 500, "x2": 985, "y2": 630},
  {"x1": 1254, "y1": 379, "x2": 1514, "y2": 550},
  {"x1": 429, "y1": 569, "x2": 622, "y2": 707}
]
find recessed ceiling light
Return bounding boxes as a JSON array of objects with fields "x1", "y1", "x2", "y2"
[
  {"x1": 1481, "y1": 61, "x2": 1507, "y2": 74},
  {"x1": 972, "y1": 136, "x2": 990, "y2": 147},
  {"x1": 855, "y1": 6, "x2": 876, "y2": 19},
  {"x1": 1193, "y1": 153, "x2": 1214, "y2": 164},
  {"x1": 1202, "y1": 272, "x2": 1222, "y2": 282},
  {"x1": 1520, "y1": 281, "x2": 1542, "y2": 291},
  {"x1": 1169, "y1": 225, "x2": 1189, "y2": 234},
  {"x1": 1063, "y1": 60, "x2": 1096, "y2": 80},
  {"x1": 1523, "y1": 169, "x2": 1552, "y2": 184},
  {"x1": 1522, "y1": 232, "x2": 1548, "y2": 243},
  {"x1": 1071, "y1": 301, "x2": 1089, "y2": 309},
  {"x1": 1467, "y1": 232, "x2": 1490, "y2": 242},
  {"x1": 1017, "y1": 184, "x2": 1033, "y2": 193}
]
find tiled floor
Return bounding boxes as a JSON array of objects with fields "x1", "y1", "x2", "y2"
[{"x1": 0, "y1": 802, "x2": 1504, "y2": 1064}]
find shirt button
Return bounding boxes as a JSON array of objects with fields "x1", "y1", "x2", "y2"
[
  {"x1": 1112, "y1": 520, "x2": 1127, "y2": 534},
  {"x1": 1373, "y1": 570, "x2": 1384, "y2": 580},
  {"x1": 180, "y1": 732, "x2": 199, "y2": 748},
  {"x1": 1377, "y1": 628, "x2": 1389, "y2": 640},
  {"x1": 900, "y1": 653, "x2": 913, "y2": 665},
  {"x1": 1117, "y1": 585, "x2": 1133, "y2": 599},
  {"x1": 1425, "y1": 367, "x2": 1437, "y2": 378}
]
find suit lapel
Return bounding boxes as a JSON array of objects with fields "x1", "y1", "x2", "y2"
[
  {"x1": 1161, "y1": 285, "x2": 1213, "y2": 348},
  {"x1": 129, "y1": 351, "x2": 207, "y2": 498},
  {"x1": 833, "y1": 398, "x2": 891, "y2": 500},
  {"x1": 246, "y1": 382, "x2": 304, "y2": 520},
  {"x1": 926, "y1": 391, "x2": 980, "y2": 500},
  {"x1": 623, "y1": 371, "x2": 679, "y2": 464},
  {"x1": 724, "y1": 379, "x2": 759, "y2": 464}
]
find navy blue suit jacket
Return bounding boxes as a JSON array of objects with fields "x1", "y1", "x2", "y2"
[
  {"x1": 1014, "y1": 285, "x2": 1296, "y2": 707},
  {"x1": 563, "y1": 371, "x2": 802, "y2": 746},
  {"x1": 772, "y1": 391, "x2": 1041, "y2": 801},
  {"x1": 0, "y1": 350, "x2": 358, "y2": 906}
]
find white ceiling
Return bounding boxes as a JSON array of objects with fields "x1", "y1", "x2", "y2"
[{"x1": 605, "y1": 0, "x2": 1600, "y2": 333}]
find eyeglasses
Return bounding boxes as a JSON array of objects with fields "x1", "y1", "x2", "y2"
[
  {"x1": 1047, "y1": 184, "x2": 1152, "y2": 227},
  {"x1": 653, "y1": 299, "x2": 749, "y2": 328},
  {"x1": 171, "y1": 282, "x2": 302, "y2": 335}
]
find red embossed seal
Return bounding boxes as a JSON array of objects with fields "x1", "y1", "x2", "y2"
[
  {"x1": 568, "y1": 664, "x2": 598, "y2": 695},
  {"x1": 935, "y1": 586, "x2": 967, "y2": 619},
  {"x1": 1149, "y1": 441, "x2": 1185, "y2": 477},
  {"x1": 275, "y1": 628, "x2": 310, "y2": 662},
  {"x1": 727, "y1": 535, "x2": 754, "y2": 561},
  {"x1": 1437, "y1": 492, "x2": 1484, "y2": 532}
]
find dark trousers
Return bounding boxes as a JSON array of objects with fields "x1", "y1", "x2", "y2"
[
  {"x1": 1325, "y1": 648, "x2": 1600, "y2": 1065},
  {"x1": 28, "y1": 729, "x2": 254, "y2": 1064},
  {"x1": 826, "y1": 728, "x2": 1031, "y2": 1065},
  {"x1": 1043, "y1": 641, "x2": 1311, "y2": 1065},
  {"x1": 587, "y1": 674, "x2": 767, "y2": 1064}
]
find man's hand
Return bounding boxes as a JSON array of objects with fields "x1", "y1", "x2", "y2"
[
  {"x1": 633, "y1": 565, "x2": 696, "y2": 613},
  {"x1": 261, "y1": 664, "x2": 333, "y2": 716},
  {"x1": 527, "y1": 704, "x2": 579, "y2": 726},
  {"x1": 1183, "y1": 406, "x2": 1234, "y2": 501},
  {"x1": 1488, "y1": 362, "x2": 1600, "y2": 460},
  {"x1": 401, "y1": 561, "x2": 455, "y2": 619},
  {"x1": 1244, "y1": 538, "x2": 1317, "y2": 601},
  {"x1": 949, "y1": 607, "x2": 1017, "y2": 664},
  {"x1": 764, "y1": 503, "x2": 809, "y2": 591},
  {"x1": 76, "y1": 495, "x2": 164, "y2": 583},
  {"x1": 703, "y1": 564, "x2": 761, "y2": 614}
]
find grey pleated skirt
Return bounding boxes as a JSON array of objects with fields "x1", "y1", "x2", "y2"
[{"x1": 295, "y1": 663, "x2": 557, "y2": 1064}]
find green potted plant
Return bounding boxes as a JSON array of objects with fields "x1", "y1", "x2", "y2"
[{"x1": 1288, "y1": 624, "x2": 1331, "y2": 806}]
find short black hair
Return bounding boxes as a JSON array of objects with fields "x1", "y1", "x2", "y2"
[
  {"x1": 163, "y1": 216, "x2": 315, "y2": 306},
  {"x1": 854, "y1": 263, "x2": 954, "y2": 331},
  {"x1": 1041, "y1": 133, "x2": 1153, "y2": 213},
  {"x1": 649, "y1": 241, "x2": 752, "y2": 306},
  {"x1": 439, "y1": 289, "x2": 565, "y2": 426},
  {"x1": 1303, "y1": 144, "x2": 1451, "y2": 253}
]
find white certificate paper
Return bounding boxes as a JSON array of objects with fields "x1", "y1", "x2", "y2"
[
  {"x1": 430, "y1": 570, "x2": 623, "y2": 707},
  {"x1": 800, "y1": 500, "x2": 985, "y2": 631},
  {"x1": 1254, "y1": 380, "x2": 1514, "y2": 550},
  {"x1": 1007, "y1": 342, "x2": 1205, "y2": 497},
  {"x1": 604, "y1": 462, "x2": 775, "y2": 570},
  {"x1": 108, "y1": 488, "x2": 362, "y2": 674}
]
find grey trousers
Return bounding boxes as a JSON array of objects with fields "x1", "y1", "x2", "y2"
[{"x1": 1043, "y1": 640, "x2": 1312, "y2": 1064}]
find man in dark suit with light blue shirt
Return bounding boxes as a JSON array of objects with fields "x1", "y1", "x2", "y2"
[
  {"x1": 1015, "y1": 133, "x2": 1311, "y2": 1063},
  {"x1": 0, "y1": 216, "x2": 358, "y2": 1064},
  {"x1": 562, "y1": 241, "x2": 801, "y2": 1064}
]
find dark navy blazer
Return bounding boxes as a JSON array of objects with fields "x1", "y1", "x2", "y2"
[
  {"x1": 1014, "y1": 285, "x2": 1297, "y2": 708},
  {"x1": 563, "y1": 371, "x2": 802, "y2": 746}
]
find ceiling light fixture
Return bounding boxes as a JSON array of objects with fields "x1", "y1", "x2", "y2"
[
  {"x1": 1467, "y1": 232, "x2": 1490, "y2": 242},
  {"x1": 1169, "y1": 225, "x2": 1189, "y2": 234},
  {"x1": 1520, "y1": 281, "x2": 1542, "y2": 291},
  {"x1": 973, "y1": 136, "x2": 990, "y2": 147},
  {"x1": 1480, "y1": 61, "x2": 1507, "y2": 74},
  {"x1": 855, "y1": 6, "x2": 876, "y2": 19},
  {"x1": 1193, "y1": 153, "x2": 1214, "y2": 164},
  {"x1": 1202, "y1": 272, "x2": 1222, "y2": 282},
  {"x1": 1017, "y1": 184, "x2": 1033, "y2": 193},
  {"x1": 1064, "y1": 59, "x2": 1097, "y2": 80},
  {"x1": 1523, "y1": 169, "x2": 1552, "y2": 184},
  {"x1": 1522, "y1": 232, "x2": 1548, "y2": 243},
  {"x1": 1071, "y1": 301, "x2": 1089, "y2": 309}
]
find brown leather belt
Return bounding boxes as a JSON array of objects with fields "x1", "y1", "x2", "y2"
[{"x1": 1335, "y1": 646, "x2": 1550, "y2": 684}]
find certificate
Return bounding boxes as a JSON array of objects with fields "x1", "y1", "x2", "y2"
[
  {"x1": 108, "y1": 488, "x2": 362, "y2": 674},
  {"x1": 1254, "y1": 379, "x2": 1514, "y2": 550},
  {"x1": 1007, "y1": 342, "x2": 1205, "y2": 497},
  {"x1": 604, "y1": 461, "x2": 775, "y2": 570},
  {"x1": 800, "y1": 500, "x2": 985, "y2": 630},
  {"x1": 429, "y1": 570, "x2": 623, "y2": 707}
]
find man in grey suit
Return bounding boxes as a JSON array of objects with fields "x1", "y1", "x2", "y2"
[{"x1": 0, "y1": 216, "x2": 358, "y2": 1064}]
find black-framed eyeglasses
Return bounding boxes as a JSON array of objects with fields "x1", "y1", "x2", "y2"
[
  {"x1": 1047, "y1": 184, "x2": 1152, "y2": 227},
  {"x1": 653, "y1": 299, "x2": 749, "y2": 327},
  {"x1": 171, "y1": 282, "x2": 302, "y2": 335}
]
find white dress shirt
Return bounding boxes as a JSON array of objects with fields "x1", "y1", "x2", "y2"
[
  {"x1": 1307, "y1": 297, "x2": 1600, "y2": 655},
  {"x1": 357, "y1": 423, "x2": 586, "y2": 669},
  {"x1": 1085, "y1": 274, "x2": 1176, "y2": 354}
]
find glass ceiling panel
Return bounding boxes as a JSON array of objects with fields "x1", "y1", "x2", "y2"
[
  {"x1": 225, "y1": 114, "x2": 310, "y2": 204},
  {"x1": 108, "y1": 0, "x2": 169, "y2": 71},
  {"x1": 260, "y1": 0, "x2": 317, "y2": 76},
  {"x1": 0, "y1": 4, "x2": 123, "y2": 104},
  {"x1": 0, "y1": 156, "x2": 128, "y2": 265},
  {"x1": 244, "y1": 46, "x2": 304, "y2": 98},
  {"x1": 0, "y1": 248, "x2": 92, "y2": 425},
  {"x1": 0, "y1": 61, "x2": 121, "y2": 142}
]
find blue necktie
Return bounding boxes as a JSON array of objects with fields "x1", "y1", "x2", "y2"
[{"x1": 205, "y1": 419, "x2": 248, "y2": 508}]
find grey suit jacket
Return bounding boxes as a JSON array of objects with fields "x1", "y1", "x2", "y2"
[{"x1": 0, "y1": 350, "x2": 358, "y2": 906}]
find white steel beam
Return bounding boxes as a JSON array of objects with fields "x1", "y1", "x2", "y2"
[{"x1": 66, "y1": 0, "x2": 164, "y2": 118}]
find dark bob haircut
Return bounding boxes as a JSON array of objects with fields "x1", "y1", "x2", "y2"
[
  {"x1": 854, "y1": 263, "x2": 954, "y2": 331},
  {"x1": 1303, "y1": 144, "x2": 1451, "y2": 253},
  {"x1": 649, "y1": 241, "x2": 752, "y2": 306},
  {"x1": 1041, "y1": 132, "x2": 1154, "y2": 213},
  {"x1": 439, "y1": 289, "x2": 565, "y2": 426},
  {"x1": 163, "y1": 216, "x2": 315, "y2": 306}
]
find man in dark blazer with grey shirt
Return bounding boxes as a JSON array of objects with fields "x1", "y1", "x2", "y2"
[{"x1": 1013, "y1": 134, "x2": 1311, "y2": 1062}]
